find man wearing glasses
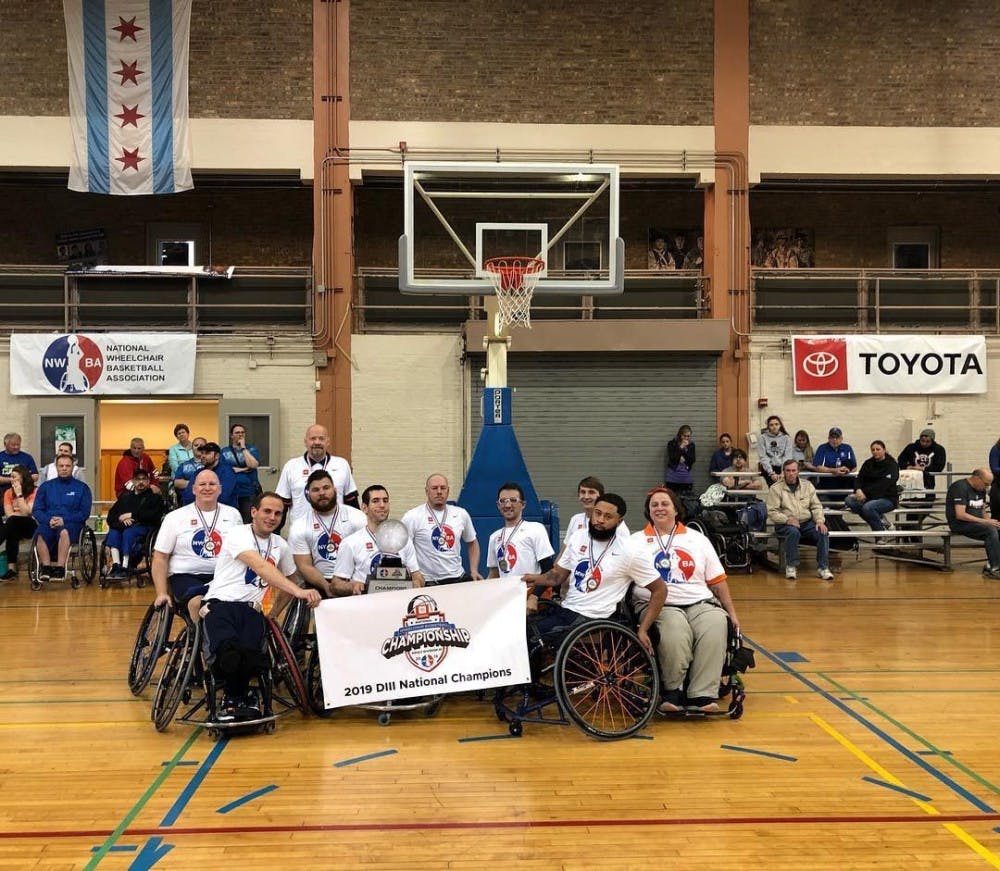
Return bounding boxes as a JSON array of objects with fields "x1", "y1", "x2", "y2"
[
  {"x1": 487, "y1": 482, "x2": 556, "y2": 612},
  {"x1": 221, "y1": 423, "x2": 261, "y2": 523}
]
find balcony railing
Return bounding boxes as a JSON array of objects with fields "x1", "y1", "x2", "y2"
[
  {"x1": 354, "y1": 268, "x2": 709, "y2": 330},
  {"x1": 0, "y1": 265, "x2": 312, "y2": 335},
  {"x1": 752, "y1": 268, "x2": 1000, "y2": 333}
]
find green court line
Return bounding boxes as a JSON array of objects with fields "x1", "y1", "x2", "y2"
[
  {"x1": 84, "y1": 727, "x2": 202, "y2": 870},
  {"x1": 816, "y1": 671, "x2": 1000, "y2": 796}
]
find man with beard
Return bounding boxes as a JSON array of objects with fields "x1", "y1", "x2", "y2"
[
  {"x1": 402, "y1": 473, "x2": 481, "y2": 585},
  {"x1": 521, "y1": 493, "x2": 666, "y2": 654},
  {"x1": 557, "y1": 475, "x2": 630, "y2": 562},
  {"x1": 288, "y1": 470, "x2": 367, "y2": 598},
  {"x1": 104, "y1": 468, "x2": 165, "y2": 579},
  {"x1": 333, "y1": 484, "x2": 424, "y2": 593},
  {"x1": 277, "y1": 424, "x2": 359, "y2": 527}
]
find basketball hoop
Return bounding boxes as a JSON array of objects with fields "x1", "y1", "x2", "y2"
[{"x1": 483, "y1": 256, "x2": 545, "y2": 329}]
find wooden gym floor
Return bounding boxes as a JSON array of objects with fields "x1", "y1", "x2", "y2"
[{"x1": 3, "y1": 553, "x2": 1000, "y2": 870}]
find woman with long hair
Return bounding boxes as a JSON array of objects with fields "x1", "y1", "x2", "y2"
[
  {"x1": 664, "y1": 424, "x2": 696, "y2": 493},
  {"x1": 0, "y1": 465, "x2": 37, "y2": 580}
]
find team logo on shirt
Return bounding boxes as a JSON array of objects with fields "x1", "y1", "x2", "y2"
[
  {"x1": 367, "y1": 553, "x2": 383, "y2": 575},
  {"x1": 244, "y1": 556, "x2": 276, "y2": 587},
  {"x1": 495, "y1": 543, "x2": 517, "y2": 571},
  {"x1": 191, "y1": 529, "x2": 224, "y2": 559},
  {"x1": 430, "y1": 524, "x2": 456, "y2": 552},
  {"x1": 382, "y1": 594, "x2": 471, "y2": 672},
  {"x1": 316, "y1": 531, "x2": 342, "y2": 560},
  {"x1": 572, "y1": 561, "x2": 602, "y2": 593},
  {"x1": 653, "y1": 548, "x2": 696, "y2": 583}
]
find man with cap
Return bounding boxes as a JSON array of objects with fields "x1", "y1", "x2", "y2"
[
  {"x1": 173, "y1": 441, "x2": 238, "y2": 509},
  {"x1": 898, "y1": 428, "x2": 947, "y2": 496},
  {"x1": 811, "y1": 427, "x2": 857, "y2": 500},
  {"x1": 104, "y1": 468, "x2": 165, "y2": 579}
]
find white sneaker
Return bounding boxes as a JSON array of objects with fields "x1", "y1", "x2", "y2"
[
  {"x1": 817, "y1": 567, "x2": 835, "y2": 580},
  {"x1": 785, "y1": 566, "x2": 797, "y2": 580},
  {"x1": 882, "y1": 520, "x2": 895, "y2": 532}
]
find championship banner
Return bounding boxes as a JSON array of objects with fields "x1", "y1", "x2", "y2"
[
  {"x1": 64, "y1": 0, "x2": 193, "y2": 194},
  {"x1": 10, "y1": 332, "x2": 196, "y2": 395},
  {"x1": 792, "y1": 334, "x2": 986, "y2": 395},
  {"x1": 314, "y1": 580, "x2": 531, "y2": 709}
]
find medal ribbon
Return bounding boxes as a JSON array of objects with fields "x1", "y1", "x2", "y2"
[
  {"x1": 194, "y1": 506, "x2": 220, "y2": 554},
  {"x1": 313, "y1": 507, "x2": 340, "y2": 541},
  {"x1": 587, "y1": 536, "x2": 614, "y2": 576},
  {"x1": 653, "y1": 523, "x2": 679, "y2": 575},
  {"x1": 426, "y1": 504, "x2": 449, "y2": 539}
]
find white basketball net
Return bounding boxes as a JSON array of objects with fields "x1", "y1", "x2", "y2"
[{"x1": 484, "y1": 257, "x2": 545, "y2": 329}]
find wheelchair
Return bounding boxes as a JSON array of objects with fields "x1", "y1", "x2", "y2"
[
  {"x1": 99, "y1": 523, "x2": 159, "y2": 588},
  {"x1": 494, "y1": 610, "x2": 661, "y2": 740},
  {"x1": 27, "y1": 524, "x2": 97, "y2": 591},
  {"x1": 688, "y1": 511, "x2": 752, "y2": 572},
  {"x1": 150, "y1": 606, "x2": 310, "y2": 738}
]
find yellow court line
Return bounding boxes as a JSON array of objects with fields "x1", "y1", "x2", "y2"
[
  {"x1": 810, "y1": 713, "x2": 1000, "y2": 867},
  {"x1": 785, "y1": 695, "x2": 800, "y2": 704}
]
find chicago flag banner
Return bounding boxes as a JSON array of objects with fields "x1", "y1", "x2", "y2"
[{"x1": 64, "y1": 0, "x2": 193, "y2": 194}]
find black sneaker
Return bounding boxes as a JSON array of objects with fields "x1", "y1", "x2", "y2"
[
  {"x1": 49, "y1": 566, "x2": 65, "y2": 579},
  {"x1": 108, "y1": 565, "x2": 129, "y2": 580},
  {"x1": 0, "y1": 569, "x2": 16, "y2": 581},
  {"x1": 37, "y1": 565, "x2": 52, "y2": 581},
  {"x1": 236, "y1": 690, "x2": 261, "y2": 720},
  {"x1": 686, "y1": 696, "x2": 721, "y2": 713},
  {"x1": 657, "y1": 688, "x2": 685, "y2": 714},
  {"x1": 217, "y1": 697, "x2": 237, "y2": 722}
]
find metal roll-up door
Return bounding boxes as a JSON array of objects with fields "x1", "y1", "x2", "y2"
[{"x1": 469, "y1": 352, "x2": 719, "y2": 534}]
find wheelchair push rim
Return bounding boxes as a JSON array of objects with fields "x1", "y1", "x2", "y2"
[{"x1": 128, "y1": 602, "x2": 172, "y2": 696}]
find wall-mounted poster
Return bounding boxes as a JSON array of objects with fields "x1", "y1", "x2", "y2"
[{"x1": 56, "y1": 228, "x2": 109, "y2": 269}]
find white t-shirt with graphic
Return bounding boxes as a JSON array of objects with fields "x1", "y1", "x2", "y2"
[
  {"x1": 333, "y1": 525, "x2": 421, "y2": 583},
  {"x1": 563, "y1": 511, "x2": 630, "y2": 545},
  {"x1": 288, "y1": 505, "x2": 367, "y2": 577},
  {"x1": 401, "y1": 503, "x2": 477, "y2": 582},
  {"x1": 153, "y1": 502, "x2": 244, "y2": 576},
  {"x1": 206, "y1": 523, "x2": 296, "y2": 604},
  {"x1": 629, "y1": 523, "x2": 726, "y2": 607},
  {"x1": 487, "y1": 520, "x2": 554, "y2": 577},
  {"x1": 275, "y1": 453, "x2": 357, "y2": 524}
]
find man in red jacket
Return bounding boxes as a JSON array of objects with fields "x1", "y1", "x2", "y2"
[{"x1": 114, "y1": 437, "x2": 161, "y2": 497}]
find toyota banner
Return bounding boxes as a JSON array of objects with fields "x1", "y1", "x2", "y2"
[{"x1": 792, "y1": 334, "x2": 986, "y2": 395}]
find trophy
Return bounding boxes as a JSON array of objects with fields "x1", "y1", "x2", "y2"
[{"x1": 368, "y1": 519, "x2": 413, "y2": 593}]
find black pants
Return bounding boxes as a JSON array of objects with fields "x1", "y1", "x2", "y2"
[
  {"x1": 0, "y1": 515, "x2": 37, "y2": 564},
  {"x1": 203, "y1": 600, "x2": 268, "y2": 696}
]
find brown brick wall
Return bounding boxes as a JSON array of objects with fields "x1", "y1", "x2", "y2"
[
  {"x1": 0, "y1": 0, "x2": 312, "y2": 119},
  {"x1": 751, "y1": 0, "x2": 1000, "y2": 126},
  {"x1": 0, "y1": 185, "x2": 312, "y2": 265},
  {"x1": 751, "y1": 190, "x2": 1000, "y2": 268},
  {"x1": 350, "y1": 0, "x2": 714, "y2": 124}
]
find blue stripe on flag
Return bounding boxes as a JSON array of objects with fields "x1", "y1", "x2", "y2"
[
  {"x1": 82, "y1": 0, "x2": 109, "y2": 193},
  {"x1": 149, "y1": 0, "x2": 175, "y2": 194}
]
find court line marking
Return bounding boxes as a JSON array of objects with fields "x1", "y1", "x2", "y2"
[
  {"x1": 217, "y1": 785, "x2": 278, "y2": 815},
  {"x1": 744, "y1": 634, "x2": 996, "y2": 814},
  {"x1": 84, "y1": 728, "x2": 202, "y2": 870},
  {"x1": 862, "y1": 776, "x2": 932, "y2": 803},
  {"x1": 817, "y1": 670, "x2": 1000, "y2": 796},
  {"x1": 457, "y1": 734, "x2": 520, "y2": 742},
  {"x1": 720, "y1": 744, "x2": 797, "y2": 762},
  {"x1": 160, "y1": 737, "x2": 230, "y2": 826},
  {"x1": 944, "y1": 823, "x2": 1000, "y2": 869},
  {"x1": 334, "y1": 749, "x2": 397, "y2": 768}
]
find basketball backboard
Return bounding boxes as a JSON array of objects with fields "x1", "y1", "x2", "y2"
[{"x1": 399, "y1": 162, "x2": 623, "y2": 295}]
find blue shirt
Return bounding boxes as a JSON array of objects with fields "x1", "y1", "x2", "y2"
[
  {"x1": 220, "y1": 445, "x2": 261, "y2": 498},
  {"x1": 175, "y1": 460, "x2": 237, "y2": 508},
  {"x1": 812, "y1": 442, "x2": 857, "y2": 490},
  {"x1": 0, "y1": 450, "x2": 38, "y2": 494}
]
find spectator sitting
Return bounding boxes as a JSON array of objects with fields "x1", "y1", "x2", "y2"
[
  {"x1": 792, "y1": 430, "x2": 816, "y2": 472},
  {"x1": 758, "y1": 415, "x2": 794, "y2": 484},
  {"x1": 104, "y1": 468, "x2": 165, "y2": 580},
  {"x1": 39, "y1": 442, "x2": 84, "y2": 482},
  {"x1": 721, "y1": 449, "x2": 766, "y2": 531},
  {"x1": 946, "y1": 469, "x2": 1000, "y2": 580},
  {"x1": 0, "y1": 465, "x2": 37, "y2": 580},
  {"x1": 32, "y1": 455, "x2": 93, "y2": 581},
  {"x1": 647, "y1": 235, "x2": 673, "y2": 270},
  {"x1": 682, "y1": 235, "x2": 704, "y2": 270},
  {"x1": 811, "y1": 427, "x2": 857, "y2": 499},
  {"x1": 708, "y1": 433, "x2": 734, "y2": 476},
  {"x1": 765, "y1": 459, "x2": 834, "y2": 581},
  {"x1": 0, "y1": 432, "x2": 38, "y2": 496},
  {"x1": 114, "y1": 438, "x2": 160, "y2": 497},
  {"x1": 989, "y1": 435, "x2": 1000, "y2": 520},
  {"x1": 167, "y1": 423, "x2": 195, "y2": 475},
  {"x1": 898, "y1": 428, "x2": 946, "y2": 498},
  {"x1": 844, "y1": 440, "x2": 900, "y2": 532}
]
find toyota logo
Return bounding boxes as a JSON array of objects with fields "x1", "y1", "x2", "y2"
[{"x1": 802, "y1": 351, "x2": 839, "y2": 378}]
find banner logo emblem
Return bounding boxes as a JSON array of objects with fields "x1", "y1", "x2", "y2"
[
  {"x1": 381, "y1": 594, "x2": 471, "y2": 672},
  {"x1": 42, "y1": 334, "x2": 104, "y2": 393}
]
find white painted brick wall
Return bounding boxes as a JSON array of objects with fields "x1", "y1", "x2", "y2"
[{"x1": 749, "y1": 335, "x2": 1000, "y2": 478}]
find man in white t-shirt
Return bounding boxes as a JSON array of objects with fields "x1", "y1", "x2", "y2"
[
  {"x1": 521, "y1": 493, "x2": 666, "y2": 654},
  {"x1": 39, "y1": 441, "x2": 84, "y2": 483},
  {"x1": 559, "y1": 475, "x2": 630, "y2": 560},
  {"x1": 151, "y1": 469, "x2": 243, "y2": 620},
  {"x1": 486, "y1": 481, "x2": 555, "y2": 612},
  {"x1": 201, "y1": 492, "x2": 321, "y2": 721},
  {"x1": 402, "y1": 473, "x2": 481, "y2": 585},
  {"x1": 276, "y1": 424, "x2": 358, "y2": 527},
  {"x1": 334, "y1": 484, "x2": 425, "y2": 593},
  {"x1": 289, "y1": 469, "x2": 367, "y2": 598}
]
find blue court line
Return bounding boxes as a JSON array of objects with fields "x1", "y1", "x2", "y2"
[
  {"x1": 160, "y1": 737, "x2": 230, "y2": 826},
  {"x1": 217, "y1": 785, "x2": 278, "y2": 814},
  {"x1": 720, "y1": 744, "x2": 797, "y2": 762},
  {"x1": 89, "y1": 844, "x2": 137, "y2": 853},
  {"x1": 457, "y1": 734, "x2": 519, "y2": 743},
  {"x1": 162, "y1": 760, "x2": 199, "y2": 767},
  {"x1": 744, "y1": 634, "x2": 996, "y2": 814},
  {"x1": 774, "y1": 651, "x2": 809, "y2": 663},
  {"x1": 862, "y1": 776, "x2": 932, "y2": 803},
  {"x1": 334, "y1": 749, "x2": 397, "y2": 768}
]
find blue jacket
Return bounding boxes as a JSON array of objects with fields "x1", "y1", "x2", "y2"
[
  {"x1": 34, "y1": 475, "x2": 93, "y2": 528},
  {"x1": 220, "y1": 445, "x2": 261, "y2": 498}
]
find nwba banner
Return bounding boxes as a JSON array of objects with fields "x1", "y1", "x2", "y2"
[
  {"x1": 10, "y1": 333, "x2": 196, "y2": 395},
  {"x1": 314, "y1": 580, "x2": 531, "y2": 709},
  {"x1": 792, "y1": 334, "x2": 986, "y2": 395}
]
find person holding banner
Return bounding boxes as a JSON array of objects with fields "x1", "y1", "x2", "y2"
[
  {"x1": 289, "y1": 470, "x2": 367, "y2": 597},
  {"x1": 521, "y1": 493, "x2": 666, "y2": 655},
  {"x1": 333, "y1": 484, "x2": 424, "y2": 594},
  {"x1": 200, "y1": 492, "x2": 321, "y2": 721},
  {"x1": 402, "y1": 474, "x2": 481, "y2": 585}
]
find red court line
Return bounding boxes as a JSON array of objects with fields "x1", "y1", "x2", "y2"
[{"x1": 4, "y1": 812, "x2": 1000, "y2": 840}]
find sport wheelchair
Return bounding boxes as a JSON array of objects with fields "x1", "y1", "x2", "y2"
[
  {"x1": 27, "y1": 524, "x2": 97, "y2": 591},
  {"x1": 150, "y1": 606, "x2": 310, "y2": 738},
  {"x1": 99, "y1": 523, "x2": 159, "y2": 588},
  {"x1": 494, "y1": 612, "x2": 661, "y2": 740}
]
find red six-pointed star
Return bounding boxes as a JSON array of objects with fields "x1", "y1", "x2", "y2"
[
  {"x1": 115, "y1": 104, "x2": 145, "y2": 128},
  {"x1": 115, "y1": 60, "x2": 144, "y2": 86},
  {"x1": 116, "y1": 148, "x2": 144, "y2": 171},
  {"x1": 112, "y1": 16, "x2": 143, "y2": 42}
]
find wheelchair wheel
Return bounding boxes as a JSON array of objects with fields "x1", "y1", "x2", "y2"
[
  {"x1": 77, "y1": 527, "x2": 97, "y2": 585},
  {"x1": 98, "y1": 539, "x2": 112, "y2": 587},
  {"x1": 305, "y1": 648, "x2": 333, "y2": 717},
  {"x1": 266, "y1": 616, "x2": 310, "y2": 716},
  {"x1": 553, "y1": 619, "x2": 660, "y2": 740},
  {"x1": 151, "y1": 622, "x2": 199, "y2": 732},
  {"x1": 280, "y1": 597, "x2": 311, "y2": 662},
  {"x1": 128, "y1": 603, "x2": 172, "y2": 696}
]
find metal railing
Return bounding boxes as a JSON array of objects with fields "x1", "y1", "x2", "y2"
[
  {"x1": 752, "y1": 268, "x2": 1000, "y2": 333},
  {"x1": 0, "y1": 265, "x2": 313, "y2": 335},
  {"x1": 354, "y1": 267, "x2": 709, "y2": 330}
]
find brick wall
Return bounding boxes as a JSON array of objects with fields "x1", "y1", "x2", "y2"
[
  {"x1": 0, "y1": 185, "x2": 312, "y2": 265},
  {"x1": 0, "y1": 0, "x2": 311, "y2": 119},
  {"x1": 350, "y1": 0, "x2": 714, "y2": 124},
  {"x1": 751, "y1": 0, "x2": 1000, "y2": 126},
  {"x1": 751, "y1": 190, "x2": 1000, "y2": 268}
]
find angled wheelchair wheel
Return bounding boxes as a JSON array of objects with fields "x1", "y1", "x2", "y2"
[
  {"x1": 77, "y1": 527, "x2": 97, "y2": 585},
  {"x1": 554, "y1": 619, "x2": 660, "y2": 740},
  {"x1": 280, "y1": 597, "x2": 311, "y2": 663},
  {"x1": 29, "y1": 540, "x2": 42, "y2": 592},
  {"x1": 128, "y1": 603, "x2": 172, "y2": 696},
  {"x1": 266, "y1": 616, "x2": 310, "y2": 716},
  {"x1": 151, "y1": 621, "x2": 199, "y2": 732},
  {"x1": 305, "y1": 647, "x2": 334, "y2": 717}
]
